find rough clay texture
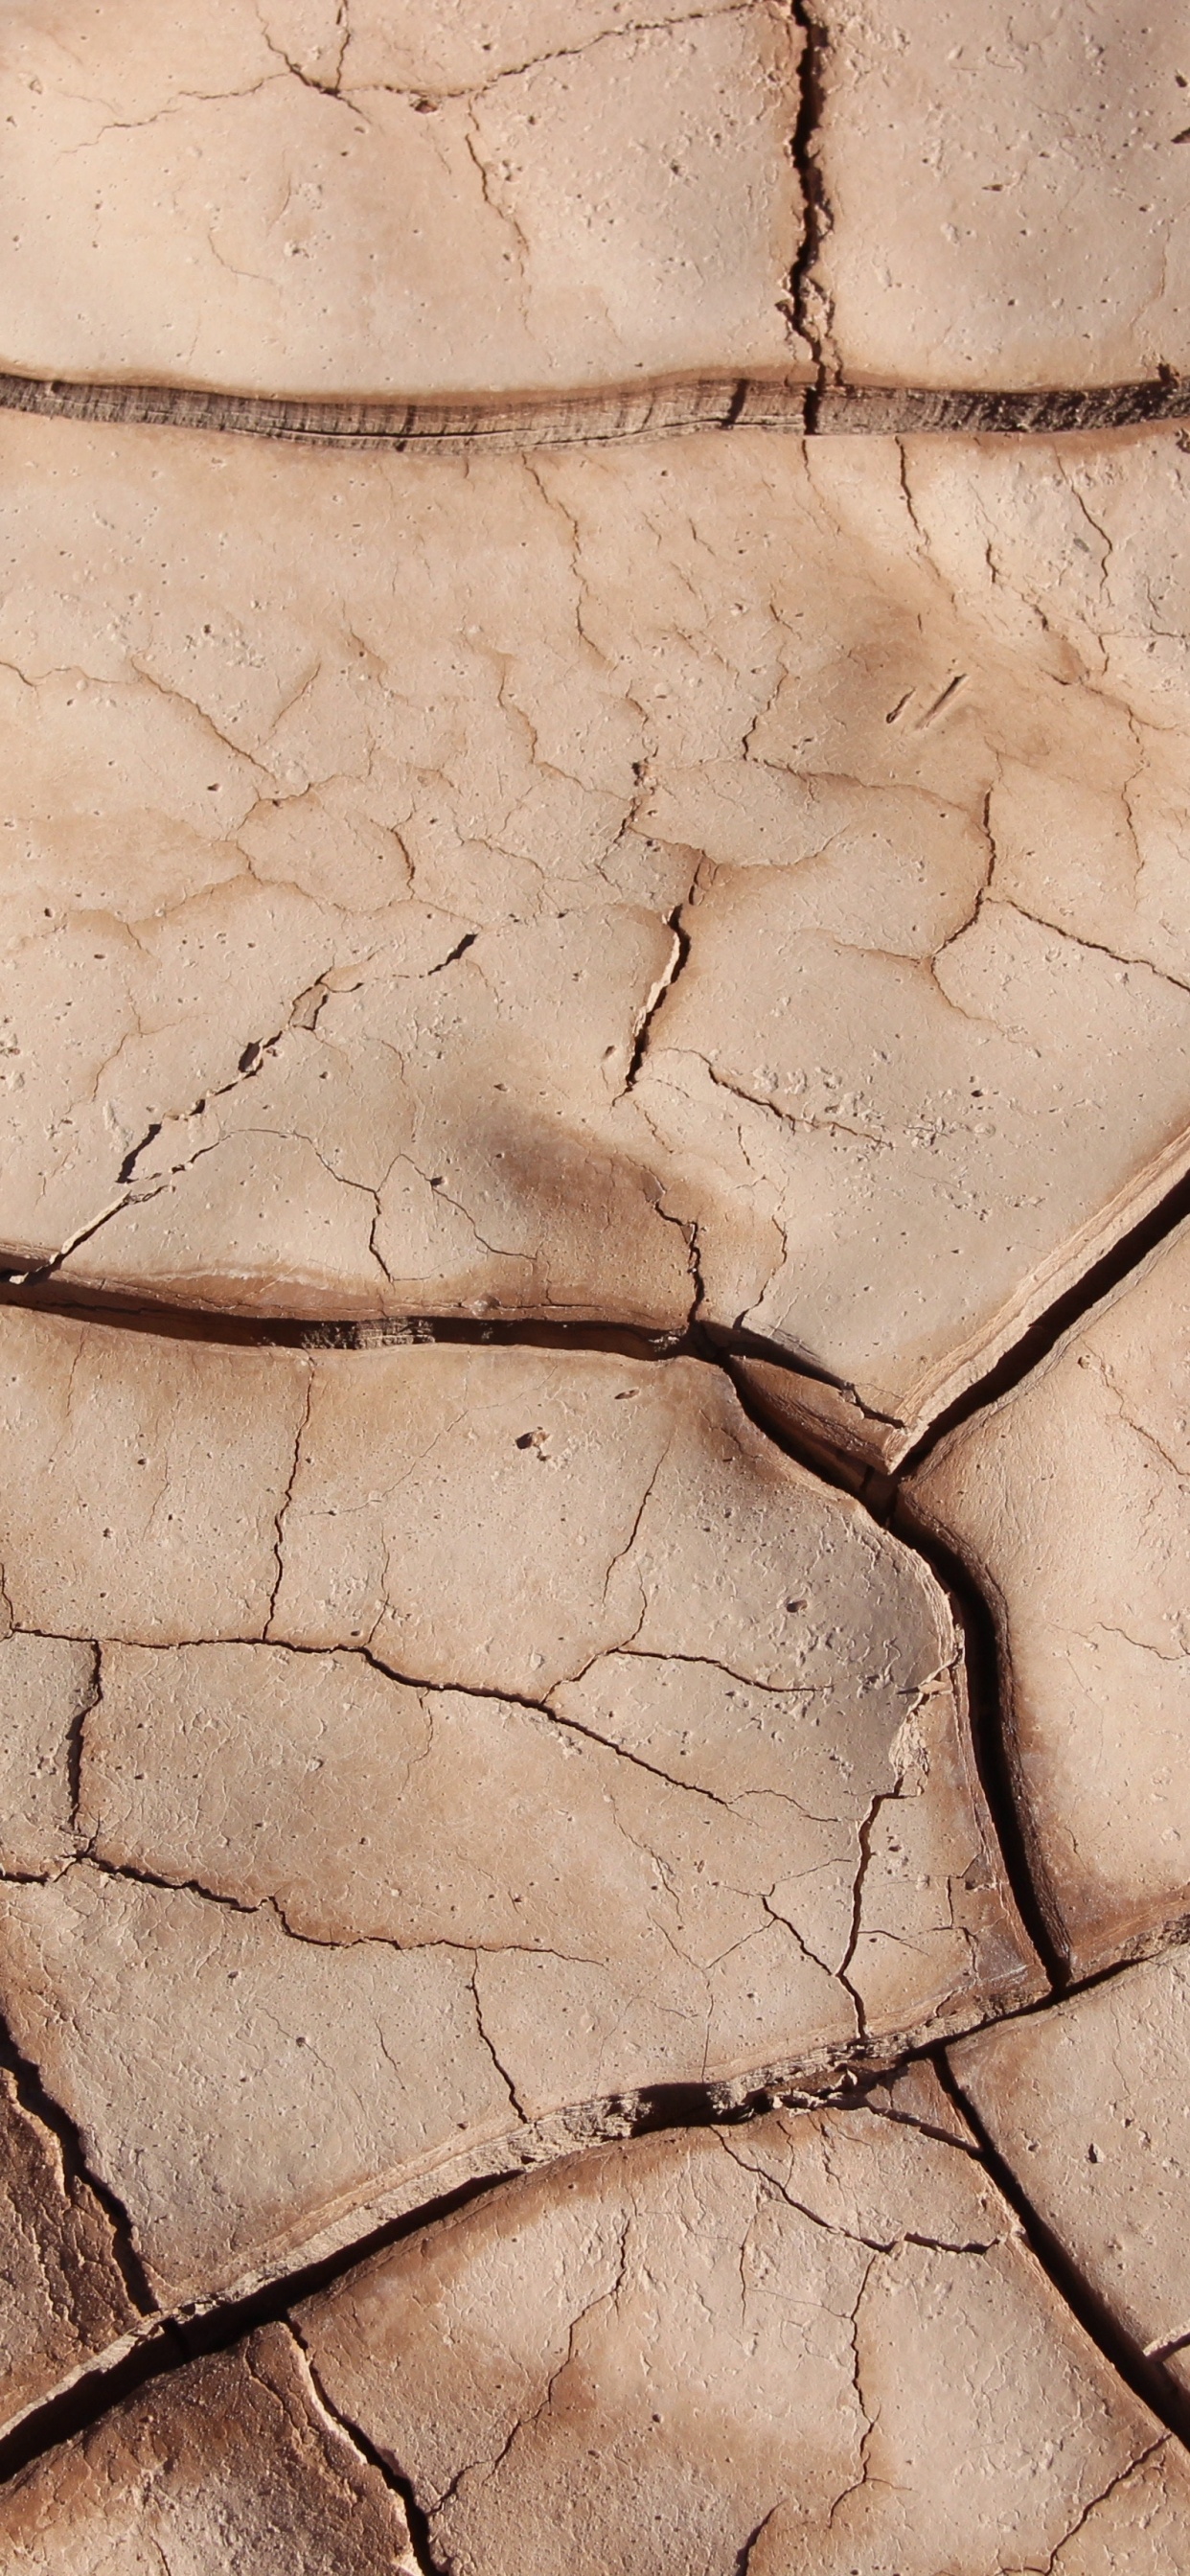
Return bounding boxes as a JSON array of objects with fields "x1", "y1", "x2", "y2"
[
  {"x1": 4, "y1": 2, "x2": 1189, "y2": 404},
  {"x1": 0, "y1": 0, "x2": 804, "y2": 398},
  {"x1": 951, "y1": 1954, "x2": 1190, "y2": 2419},
  {"x1": 5, "y1": 419, "x2": 1190, "y2": 1459},
  {"x1": 0, "y1": 2321, "x2": 418, "y2": 2570},
  {"x1": 811, "y1": 0, "x2": 1190, "y2": 391},
  {"x1": 4, "y1": 17, "x2": 1190, "y2": 2552},
  {"x1": 0, "y1": 1304, "x2": 1033, "y2": 2309},
  {"x1": 908, "y1": 1213, "x2": 1190, "y2": 1978},
  {"x1": 298, "y1": 2073, "x2": 1190, "y2": 2576},
  {"x1": 0, "y1": 2069, "x2": 140, "y2": 2442}
]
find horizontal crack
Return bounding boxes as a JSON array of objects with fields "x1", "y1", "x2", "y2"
[
  {"x1": 0, "y1": 2025, "x2": 983, "y2": 2487},
  {"x1": 1, "y1": 368, "x2": 1188, "y2": 452}
]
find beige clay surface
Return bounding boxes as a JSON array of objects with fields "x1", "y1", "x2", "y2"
[
  {"x1": 3, "y1": 14, "x2": 1190, "y2": 2550},
  {"x1": 0, "y1": 2321, "x2": 418, "y2": 2570},
  {"x1": 5, "y1": 419, "x2": 1190, "y2": 1460},
  {"x1": 297, "y1": 2071, "x2": 1190, "y2": 2576},
  {"x1": 811, "y1": 0, "x2": 1190, "y2": 391},
  {"x1": 0, "y1": 0, "x2": 803, "y2": 399},
  {"x1": 0, "y1": 1305, "x2": 1034, "y2": 2315},
  {"x1": 951, "y1": 1954, "x2": 1190, "y2": 2417},
  {"x1": 908, "y1": 1213, "x2": 1190, "y2": 1978}
]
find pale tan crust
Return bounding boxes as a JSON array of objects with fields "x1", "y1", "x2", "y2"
[
  {"x1": 0, "y1": 1304, "x2": 1035, "y2": 2311},
  {"x1": 0, "y1": 0, "x2": 804, "y2": 398},
  {"x1": 297, "y1": 2077, "x2": 1190, "y2": 2576},
  {"x1": 0, "y1": 7, "x2": 1185, "y2": 2552},
  {"x1": 4, "y1": 421, "x2": 1190, "y2": 1458},
  {"x1": 812, "y1": 0, "x2": 1190, "y2": 391},
  {"x1": 908, "y1": 1211, "x2": 1190, "y2": 1977}
]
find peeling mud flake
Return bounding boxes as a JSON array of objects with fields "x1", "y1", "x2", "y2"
[
  {"x1": 295, "y1": 2067, "x2": 1190, "y2": 2576},
  {"x1": 0, "y1": 1310, "x2": 1035, "y2": 2312},
  {"x1": 0, "y1": 2320, "x2": 420, "y2": 2570},
  {"x1": 908, "y1": 1208, "x2": 1190, "y2": 1979},
  {"x1": 0, "y1": 0, "x2": 803, "y2": 395},
  {"x1": 0, "y1": 2067, "x2": 142, "y2": 2445}
]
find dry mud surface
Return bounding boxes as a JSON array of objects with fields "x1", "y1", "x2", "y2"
[{"x1": 3, "y1": 7, "x2": 1190, "y2": 2569}]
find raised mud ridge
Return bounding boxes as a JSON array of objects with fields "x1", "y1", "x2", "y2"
[{"x1": 2, "y1": 365, "x2": 1189, "y2": 449}]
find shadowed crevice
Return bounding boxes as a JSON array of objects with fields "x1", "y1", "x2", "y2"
[
  {"x1": 899, "y1": 1157, "x2": 1190, "y2": 1477},
  {"x1": 1, "y1": 365, "x2": 1188, "y2": 450},
  {"x1": 288, "y1": 2318, "x2": 447, "y2": 2576},
  {"x1": 935, "y1": 2051, "x2": 1190, "y2": 2449},
  {"x1": 0, "y1": 2018, "x2": 155, "y2": 2321},
  {"x1": 727, "y1": 1346, "x2": 1065, "y2": 1989},
  {"x1": 786, "y1": 0, "x2": 835, "y2": 398},
  {"x1": 888, "y1": 1500, "x2": 1067, "y2": 1992}
]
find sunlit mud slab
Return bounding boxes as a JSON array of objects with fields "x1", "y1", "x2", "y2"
[
  {"x1": 5, "y1": 420, "x2": 1190, "y2": 1462},
  {"x1": 0, "y1": 1307, "x2": 1036, "y2": 2325},
  {"x1": 809, "y1": 0, "x2": 1190, "y2": 395},
  {"x1": 0, "y1": 0, "x2": 805, "y2": 400},
  {"x1": 292, "y1": 2069, "x2": 1190, "y2": 2576},
  {"x1": 952, "y1": 1950, "x2": 1190, "y2": 2424},
  {"x1": 6, "y1": 2074, "x2": 1184, "y2": 2573},
  {"x1": 908, "y1": 1211, "x2": 1190, "y2": 1980}
]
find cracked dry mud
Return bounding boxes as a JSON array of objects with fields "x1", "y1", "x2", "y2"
[
  {"x1": 3, "y1": 8, "x2": 1190, "y2": 2572},
  {"x1": 6, "y1": 418, "x2": 1190, "y2": 1466},
  {"x1": 0, "y1": 1312, "x2": 1036, "y2": 2321}
]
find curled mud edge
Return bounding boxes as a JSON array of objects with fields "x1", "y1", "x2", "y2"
[
  {"x1": 0, "y1": 2018, "x2": 998, "y2": 2485},
  {"x1": 1, "y1": 366, "x2": 1189, "y2": 450},
  {"x1": 8, "y1": 1947, "x2": 1190, "y2": 2493}
]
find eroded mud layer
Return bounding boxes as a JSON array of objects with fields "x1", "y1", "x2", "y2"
[
  {"x1": 908, "y1": 1211, "x2": 1190, "y2": 1979},
  {"x1": 0, "y1": 1307, "x2": 1034, "y2": 2315},
  {"x1": 5, "y1": 419, "x2": 1190, "y2": 1461},
  {"x1": 0, "y1": 2064, "x2": 142, "y2": 2444}
]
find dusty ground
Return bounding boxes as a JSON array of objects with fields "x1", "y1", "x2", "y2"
[{"x1": 2, "y1": 4, "x2": 1190, "y2": 2567}]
